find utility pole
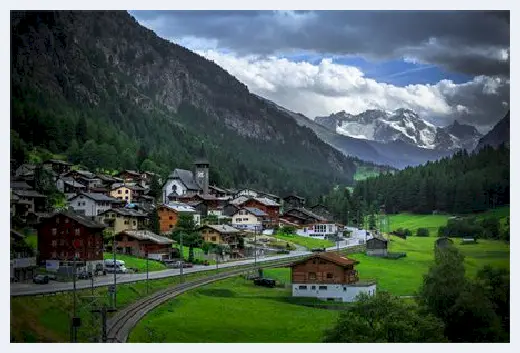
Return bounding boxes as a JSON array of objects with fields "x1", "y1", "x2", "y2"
[
  {"x1": 146, "y1": 250, "x2": 149, "y2": 295},
  {"x1": 179, "y1": 231, "x2": 184, "y2": 284},
  {"x1": 91, "y1": 305, "x2": 117, "y2": 342},
  {"x1": 215, "y1": 246, "x2": 219, "y2": 274},
  {"x1": 112, "y1": 234, "x2": 117, "y2": 309},
  {"x1": 72, "y1": 255, "x2": 77, "y2": 343},
  {"x1": 254, "y1": 226, "x2": 257, "y2": 268}
]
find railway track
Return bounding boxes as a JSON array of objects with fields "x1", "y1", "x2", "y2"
[{"x1": 106, "y1": 257, "x2": 307, "y2": 343}]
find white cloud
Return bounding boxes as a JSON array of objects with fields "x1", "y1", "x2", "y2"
[{"x1": 196, "y1": 50, "x2": 508, "y2": 127}]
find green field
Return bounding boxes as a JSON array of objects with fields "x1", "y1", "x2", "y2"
[
  {"x1": 388, "y1": 206, "x2": 509, "y2": 235},
  {"x1": 102, "y1": 253, "x2": 167, "y2": 272},
  {"x1": 273, "y1": 233, "x2": 334, "y2": 249},
  {"x1": 354, "y1": 165, "x2": 382, "y2": 181},
  {"x1": 129, "y1": 276, "x2": 338, "y2": 343},
  {"x1": 10, "y1": 269, "x2": 220, "y2": 342}
]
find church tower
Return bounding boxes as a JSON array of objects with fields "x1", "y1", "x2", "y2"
[{"x1": 194, "y1": 143, "x2": 209, "y2": 195}]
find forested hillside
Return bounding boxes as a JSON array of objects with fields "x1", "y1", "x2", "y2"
[
  {"x1": 11, "y1": 11, "x2": 359, "y2": 199},
  {"x1": 354, "y1": 144, "x2": 509, "y2": 214}
]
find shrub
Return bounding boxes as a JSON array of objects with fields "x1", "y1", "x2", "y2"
[
  {"x1": 416, "y1": 228, "x2": 430, "y2": 237},
  {"x1": 394, "y1": 228, "x2": 412, "y2": 238}
]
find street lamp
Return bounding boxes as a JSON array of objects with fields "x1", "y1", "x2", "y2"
[
  {"x1": 179, "y1": 231, "x2": 184, "y2": 284},
  {"x1": 112, "y1": 233, "x2": 117, "y2": 309}
]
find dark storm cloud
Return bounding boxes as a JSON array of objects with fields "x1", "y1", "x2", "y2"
[{"x1": 130, "y1": 10, "x2": 510, "y2": 77}]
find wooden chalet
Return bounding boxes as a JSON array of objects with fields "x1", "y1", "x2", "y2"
[
  {"x1": 115, "y1": 229, "x2": 174, "y2": 259},
  {"x1": 42, "y1": 159, "x2": 72, "y2": 175},
  {"x1": 290, "y1": 252, "x2": 359, "y2": 285},
  {"x1": 283, "y1": 194, "x2": 306, "y2": 209},
  {"x1": 366, "y1": 236, "x2": 388, "y2": 257}
]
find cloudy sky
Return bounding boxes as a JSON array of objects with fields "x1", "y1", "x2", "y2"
[{"x1": 130, "y1": 10, "x2": 509, "y2": 132}]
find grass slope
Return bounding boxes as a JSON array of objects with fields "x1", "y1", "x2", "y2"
[
  {"x1": 388, "y1": 206, "x2": 510, "y2": 234},
  {"x1": 129, "y1": 276, "x2": 338, "y2": 343},
  {"x1": 273, "y1": 233, "x2": 334, "y2": 249}
]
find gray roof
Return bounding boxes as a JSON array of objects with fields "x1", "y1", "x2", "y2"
[
  {"x1": 169, "y1": 169, "x2": 201, "y2": 190},
  {"x1": 69, "y1": 193, "x2": 120, "y2": 203},
  {"x1": 43, "y1": 159, "x2": 71, "y2": 166},
  {"x1": 39, "y1": 211, "x2": 105, "y2": 229},
  {"x1": 242, "y1": 207, "x2": 268, "y2": 217},
  {"x1": 229, "y1": 195, "x2": 251, "y2": 206},
  {"x1": 120, "y1": 230, "x2": 174, "y2": 245},
  {"x1": 10, "y1": 181, "x2": 32, "y2": 190},
  {"x1": 160, "y1": 203, "x2": 197, "y2": 213},
  {"x1": 63, "y1": 178, "x2": 86, "y2": 188},
  {"x1": 254, "y1": 197, "x2": 280, "y2": 207},
  {"x1": 100, "y1": 208, "x2": 148, "y2": 217},
  {"x1": 200, "y1": 224, "x2": 241, "y2": 234},
  {"x1": 285, "y1": 207, "x2": 327, "y2": 221},
  {"x1": 209, "y1": 185, "x2": 228, "y2": 193},
  {"x1": 12, "y1": 189, "x2": 47, "y2": 198},
  {"x1": 73, "y1": 170, "x2": 96, "y2": 179}
]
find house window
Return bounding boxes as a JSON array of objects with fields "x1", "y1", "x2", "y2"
[
  {"x1": 124, "y1": 220, "x2": 129, "y2": 225},
  {"x1": 308, "y1": 272, "x2": 316, "y2": 280},
  {"x1": 118, "y1": 190, "x2": 122, "y2": 194},
  {"x1": 318, "y1": 286, "x2": 327, "y2": 290},
  {"x1": 66, "y1": 228, "x2": 70, "y2": 235},
  {"x1": 125, "y1": 190, "x2": 129, "y2": 194},
  {"x1": 169, "y1": 216, "x2": 173, "y2": 220},
  {"x1": 343, "y1": 287, "x2": 347, "y2": 291},
  {"x1": 311, "y1": 286, "x2": 316, "y2": 290},
  {"x1": 52, "y1": 228, "x2": 57, "y2": 236},
  {"x1": 77, "y1": 202, "x2": 81, "y2": 206},
  {"x1": 169, "y1": 225, "x2": 173, "y2": 229},
  {"x1": 211, "y1": 236, "x2": 217, "y2": 241},
  {"x1": 298, "y1": 285, "x2": 307, "y2": 290},
  {"x1": 326, "y1": 273, "x2": 333, "y2": 279},
  {"x1": 75, "y1": 228, "x2": 80, "y2": 236},
  {"x1": 51, "y1": 240, "x2": 57, "y2": 247},
  {"x1": 56, "y1": 217, "x2": 60, "y2": 224},
  {"x1": 51, "y1": 251, "x2": 57, "y2": 258},
  {"x1": 133, "y1": 221, "x2": 137, "y2": 226}
]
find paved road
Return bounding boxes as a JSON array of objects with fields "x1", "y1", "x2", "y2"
[{"x1": 11, "y1": 242, "x2": 359, "y2": 297}]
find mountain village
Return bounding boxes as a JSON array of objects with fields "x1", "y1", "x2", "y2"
[{"x1": 10, "y1": 155, "x2": 380, "y2": 304}]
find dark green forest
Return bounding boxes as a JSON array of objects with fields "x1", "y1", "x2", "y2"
[{"x1": 321, "y1": 144, "x2": 509, "y2": 224}]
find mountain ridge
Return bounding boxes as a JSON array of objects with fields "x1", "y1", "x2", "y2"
[{"x1": 10, "y1": 10, "x2": 358, "y2": 198}]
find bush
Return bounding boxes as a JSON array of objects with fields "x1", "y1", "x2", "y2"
[
  {"x1": 393, "y1": 228, "x2": 412, "y2": 238},
  {"x1": 416, "y1": 228, "x2": 430, "y2": 237},
  {"x1": 386, "y1": 252, "x2": 407, "y2": 259}
]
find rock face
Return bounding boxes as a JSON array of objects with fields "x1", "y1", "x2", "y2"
[
  {"x1": 11, "y1": 11, "x2": 357, "y2": 192},
  {"x1": 315, "y1": 108, "x2": 482, "y2": 151},
  {"x1": 475, "y1": 111, "x2": 510, "y2": 151}
]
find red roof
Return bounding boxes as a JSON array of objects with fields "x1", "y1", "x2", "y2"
[{"x1": 290, "y1": 252, "x2": 359, "y2": 268}]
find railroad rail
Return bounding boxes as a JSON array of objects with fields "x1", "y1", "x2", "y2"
[{"x1": 106, "y1": 256, "x2": 307, "y2": 343}]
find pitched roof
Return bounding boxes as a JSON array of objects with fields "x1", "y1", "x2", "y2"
[
  {"x1": 12, "y1": 189, "x2": 47, "y2": 198},
  {"x1": 229, "y1": 195, "x2": 250, "y2": 206},
  {"x1": 283, "y1": 194, "x2": 305, "y2": 201},
  {"x1": 171, "y1": 169, "x2": 201, "y2": 190},
  {"x1": 368, "y1": 235, "x2": 388, "y2": 243},
  {"x1": 120, "y1": 230, "x2": 174, "y2": 245},
  {"x1": 96, "y1": 174, "x2": 118, "y2": 182},
  {"x1": 69, "y1": 193, "x2": 120, "y2": 203},
  {"x1": 10, "y1": 181, "x2": 32, "y2": 190},
  {"x1": 43, "y1": 159, "x2": 71, "y2": 166},
  {"x1": 71, "y1": 170, "x2": 96, "y2": 179},
  {"x1": 62, "y1": 178, "x2": 86, "y2": 188},
  {"x1": 199, "y1": 224, "x2": 241, "y2": 234},
  {"x1": 290, "y1": 252, "x2": 359, "y2": 268},
  {"x1": 285, "y1": 207, "x2": 327, "y2": 221},
  {"x1": 252, "y1": 197, "x2": 280, "y2": 207},
  {"x1": 242, "y1": 207, "x2": 268, "y2": 217},
  {"x1": 99, "y1": 208, "x2": 148, "y2": 218},
  {"x1": 40, "y1": 211, "x2": 105, "y2": 229},
  {"x1": 117, "y1": 169, "x2": 141, "y2": 177},
  {"x1": 160, "y1": 203, "x2": 196, "y2": 213}
]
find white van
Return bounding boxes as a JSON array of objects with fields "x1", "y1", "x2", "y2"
[{"x1": 104, "y1": 259, "x2": 128, "y2": 274}]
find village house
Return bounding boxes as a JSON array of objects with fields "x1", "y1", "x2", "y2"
[
  {"x1": 231, "y1": 207, "x2": 268, "y2": 231},
  {"x1": 114, "y1": 229, "x2": 174, "y2": 260},
  {"x1": 11, "y1": 189, "x2": 47, "y2": 214},
  {"x1": 236, "y1": 188, "x2": 259, "y2": 198},
  {"x1": 283, "y1": 207, "x2": 328, "y2": 226},
  {"x1": 157, "y1": 203, "x2": 199, "y2": 234},
  {"x1": 162, "y1": 159, "x2": 210, "y2": 203},
  {"x1": 290, "y1": 252, "x2": 376, "y2": 302},
  {"x1": 15, "y1": 163, "x2": 36, "y2": 179},
  {"x1": 309, "y1": 204, "x2": 333, "y2": 221},
  {"x1": 208, "y1": 185, "x2": 229, "y2": 198},
  {"x1": 199, "y1": 224, "x2": 244, "y2": 258},
  {"x1": 110, "y1": 184, "x2": 142, "y2": 203},
  {"x1": 42, "y1": 159, "x2": 72, "y2": 175},
  {"x1": 283, "y1": 194, "x2": 306, "y2": 210},
  {"x1": 115, "y1": 170, "x2": 142, "y2": 184},
  {"x1": 257, "y1": 192, "x2": 281, "y2": 205},
  {"x1": 97, "y1": 208, "x2": 149, "y2": 234},
  {"x1": 36, "y1": 211, "x2": 105, "y2": 270},
  {"x1": 366, "y1": 235, "x2": 388, "y2": 257},
  {"x1": 67, "y1": 193, "x2": 120, "y2": 217},
  {"x1": 56, "y1": 176, "x2": 87, "y2": 195},
  {"x1": 227, "y1": 196, "x2": 280, "y2": 227},
  {"x1": 139, "y1": 171, "x2": 162, "y2": 188},
  {"x1": 10, "y1": 229, "x2": 37, "y2": 282}
]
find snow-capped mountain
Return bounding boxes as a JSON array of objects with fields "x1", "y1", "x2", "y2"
[{"x1": 315, "y1": 108, "x2": 482, "y2": 151}]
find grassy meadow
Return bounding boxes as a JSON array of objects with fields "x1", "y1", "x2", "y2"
[
  {"x1": 129, "y1": 276, "x2": 339, "y2": 343},
  {"x1": 273, "y1": 233, "x2": 334, "y2": 249},
  {"x1": 102, "y1": 253, "x2": 167, "y2": 272}
]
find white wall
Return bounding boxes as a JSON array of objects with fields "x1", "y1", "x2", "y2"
[
  {"x1": 68, "y1": 196, "x2": 112, "y2": 217},
  {"x1": 292, "y1": 283, "x2": 377, "y2": 302},
  {"x1": 163, "y1": 179, "x2": 188, "y2": 203},
  {"x1": 232, "y1": 210, "x2": 261, "y2": 230},
  {"x1": 296, "y1": 224, "x2": 337, "y2": 237}
]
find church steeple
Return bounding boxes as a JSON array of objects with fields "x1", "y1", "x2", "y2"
[{"x1": 194, "y1": 142, "x2": 209, "y2": 195}]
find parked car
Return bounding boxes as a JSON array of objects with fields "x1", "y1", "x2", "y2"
[
  {"x1": 254, "y1": 278, "x2": 276, "y2": 288},
  {"x1": 77, "y1": 271, "x2": 93, "y2": 280},
  {"x1": 47, "y1": 274, "x2": 57, "y2": 281},
  {"x1": 311, "y1": 247, "x2": 326, "y2": 252},
  {"x1": 167, "y1": 261, "x2": 193, "y2": 269},
  {"x1": 33, "y1": 275, "x2": 49, "y2": 284}
]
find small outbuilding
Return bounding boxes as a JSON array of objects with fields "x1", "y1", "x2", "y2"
[{"x1": 366, "y1": 235, "x2": 388, "y2": 257}]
